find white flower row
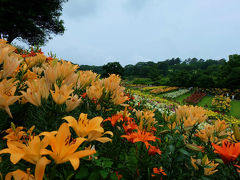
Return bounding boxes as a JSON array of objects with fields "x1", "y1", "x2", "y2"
[
  {"x1": 129, "y1": 94, "x2": 175, "y2": 115},
  {"x1": 163, "y1": 89, "x2": 190, "y2": 99}
]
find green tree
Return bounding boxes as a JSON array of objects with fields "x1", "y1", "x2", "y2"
[
  {"x1": 0, "y1": 0, "x2": 68, "y2": 45},
  {"x1": 102, "y1": 62, "x2": 124, "y2": 78}
]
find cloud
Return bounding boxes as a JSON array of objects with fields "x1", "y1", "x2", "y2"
[{"x1": 63, "y1": 0, "x2": 102, "y2": 19}]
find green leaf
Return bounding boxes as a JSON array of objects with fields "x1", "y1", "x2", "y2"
[
  {"x1": 179, "y1": 149, "x2": 190, "y2": 156},
  {"x1": 110, "y1": 173, "x2": 118, "y2": 180},
  {"x1": 88, "y1": 171, "x2": 100, "y2": 180},
  {"x1": 75, "y1": 167, "x2": 89, "y2": 179},
  {"x1": 100, "y1": 170, "x2": 109, "y2": 179},
  {"x1": 103, "y1": 160, "x2": 113, "y2": 168},
  {"x1": 169, "y1": 144, "x2": 175, "y2": 153}
]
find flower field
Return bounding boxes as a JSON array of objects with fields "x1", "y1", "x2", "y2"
[{"x1": 0, "y1": 40, "x2": 240, "y2": 179}]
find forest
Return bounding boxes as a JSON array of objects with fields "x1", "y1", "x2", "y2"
[{"x1": 78, "y1": 54, "x2": 240, "y2": 89}]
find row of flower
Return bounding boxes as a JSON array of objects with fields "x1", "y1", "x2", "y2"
[
  {"x1": 0, "y1": 40, "x2": 240, "y2": 179},
  {"x1": 211, "y1": 95, "x2": 231, "y2": 114},
  {"x1": 141, "y1": 86, "x2": 167, "y2": 91},
  {"x1": 162, "y1": 89, "x2": 190, "y2": 99},
  {"x1": 206, "y1": 88, "x2": 240, "y2": 99},
  {"x1": 150, "y1": 86, "x2": 179, "y2": 94},
  {"x1": 183, "y1": 91, "x2": 206, "y2": 105}
]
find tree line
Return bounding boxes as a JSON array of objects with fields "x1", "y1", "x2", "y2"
[{"x1": 78, "y1": 54, "x2": 240, "y2": 89}]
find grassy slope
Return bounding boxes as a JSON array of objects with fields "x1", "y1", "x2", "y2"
[
  {"x1": 197, "y1": 95, "x2": 214, "y2": 108},
  {"x1": 174, "y1": 92, "x2": 192, "y2": 105},
  {"x1": 230, "y1": 100, "x2": 240, "y2": 118}
]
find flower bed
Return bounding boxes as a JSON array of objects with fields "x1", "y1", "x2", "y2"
[
  {"x1": 211, "y1": 95, "x2": 231, "y2": 113},
  {"x1": 0, "y1": 40, "x2": 240, "y2": 179},
  {"x1": 150, "y1": 86, "x2": 179, "y2": 94},
  {"x1": 184, "y1": 91, "x2": 206, "y2": 105},
  {"x1": 163, "y1": 89, "x2": 190, "y2": 99}
]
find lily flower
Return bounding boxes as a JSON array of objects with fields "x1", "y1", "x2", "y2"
[
  {"x1": 121, "y1": 129, "x2": 159, "y2": 148},
  {"x1": 212, "y1": 140, "x2": 240, "y2": 164},
  {"x1": 5, "y1": 157, "x2": 50, "y2": 180},
  {"x1": 104, "y1": 114, "x2": 123, "y2": 127},
  {"x1": 0, "y1": 78, "x2": 19, "y2": 118},
  {"x1": 40, "y1": 123, "x2": 96, "y2": 170},
  {"x1": 3, "y1": 125, "x2": 25, "y2": 142},
  {"x1": 50, "y1": 83, "x2": 73, "y2": 104},
  {"x1": 76, "y1": 70, "x2": 98, "y2": 90},
  {"x1": 0, "y1": 135, "x2": 49, "y2": 164},
  {"x1": 203, "y1": 157, "x2": 219, "y2": 176},
  {"x1": 65, "y1": 95, "x2": 82, "y2": 112},
  {"x1": 63, "y1": 113, "x2": 113, "y2": 143},
  {"x1": 21, "y1": 78, "x2": 50, "y2": 106},
  {"x1": 1, "y1": 54, "x2": 21, "y2": 78}
]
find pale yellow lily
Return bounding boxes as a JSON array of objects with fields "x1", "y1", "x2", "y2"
[{"x1": 40, "y1": 123, "x2": 96, "y2": 170}]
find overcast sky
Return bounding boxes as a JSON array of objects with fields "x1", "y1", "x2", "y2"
[{"x1": 18, "y1": 0, "x2": 240, "y2": 66}]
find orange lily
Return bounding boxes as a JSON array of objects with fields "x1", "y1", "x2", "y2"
[
  {"x1": 212, "y1": 140, "x2": 240, "y2": 164},
  {"x1": 121, "y1": 129, "x2": 159, "y2": 148},
  {"x1": 63, "y1": 113, "x2": 113, "y2": 143},
  {"x1": 40, "y1": 123, "x2": 96, "y2": 170},
  {"x1": 147, "y1": 145, "x2": 161, "y2": 156},
  {"x1": 104, "y1": 114, "x2": 123, "y2": 127},
  {"x1": 152, "y1": 167, "x2": 167, "y2": 177}
]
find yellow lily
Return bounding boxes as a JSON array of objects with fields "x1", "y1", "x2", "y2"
[
  {"x1": 0, "y1": 135, "x2": 49, "y2": 164},
  {"x1": 5, "y1": 157, "x2": 50, "y2": 180},
  {"x1": 86, "y1": 80, "x2": 103, "y2": 101},
  {"x1": 63, "y1": 113, "x2": 113, "y2": 143},
  {"x1": 203, "y1": 157, "x2": 219, "y2": 176},
  {"x1": 65, "y1": 94, "x2": 82, "y2": 112},
  {"x1": 21, "y1": 78, "x2": 50, "y2": 106},
  {"x1": 40, "y1": 123, "x2": 96, "y2": 170},
  {"x1": 76, "y1": 70, "x2": 98, "y2": 90},
  {"x1": 0, "y1": 78, "x2": 19, "y2": 118},
  {"x1": 2, "y1": 54, "x2": 21, "y2": 78},
  {"x1": 3, "y1": 125, "x2": 25, "y2": 142},
  {"x1": 50, "y1": 83, "x2": 73, "y2": 104}
]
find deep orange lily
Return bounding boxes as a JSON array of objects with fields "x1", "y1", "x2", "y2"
[
  {"x1": 212, "y1": 140, "x2": 240, "y2": 164},
  {"x1": 104, "y1": 114, "x2": 123, "y2": 127},
  {"x1": 121, "y1": 129, "x2": 159, "y2": 148}
]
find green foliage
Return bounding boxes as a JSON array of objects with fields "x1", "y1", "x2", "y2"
[
  {"x1": 0, "y1": 0, "x2": 67, "y2": 45},
  {"x1": 102, "y1": 62, "x2": 124, "y2": 78}
]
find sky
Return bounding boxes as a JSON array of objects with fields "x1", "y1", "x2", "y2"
[{"x1": 15, "y1": 0, "x2": 240, "y2": 66}]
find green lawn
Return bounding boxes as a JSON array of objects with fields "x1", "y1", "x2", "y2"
[
  {"x1": 197, "y1": 95, "x2": 214, "y2": 108},
  {"x1": 174, "y1": 92, "x2": 192, "y2": 105},
  {"x1": 229, "y1": 100, "x2": 240, "y2": 118}
]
